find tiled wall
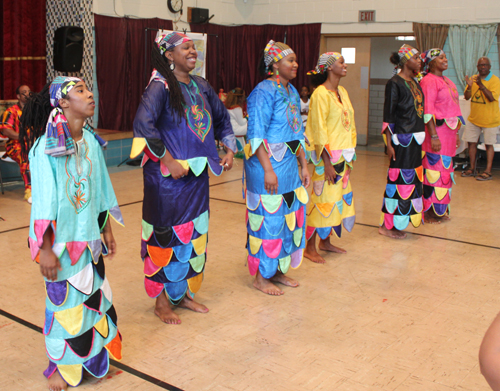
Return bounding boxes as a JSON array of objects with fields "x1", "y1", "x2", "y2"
[
  {"x1": 46, "y1": 0, "x2": 94, "y2": 90},
  {"x1": 102, "y1": 138, "x2": 133, "y2": 167},
  {"x1": 368, "y1": 84, "x2": 385, "y2": 136}
]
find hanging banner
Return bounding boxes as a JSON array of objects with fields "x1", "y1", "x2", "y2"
[{"x1": 157, "y1": 30, "x2": 207, "y2": 78}]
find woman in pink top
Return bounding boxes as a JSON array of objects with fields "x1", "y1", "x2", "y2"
[{"x1": 420, "y1": 49, "x2": 464, "y2": 223}]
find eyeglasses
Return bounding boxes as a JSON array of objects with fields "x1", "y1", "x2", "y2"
[{"x1": 478, "y1": 64, "x2": 491, "y2": 67}]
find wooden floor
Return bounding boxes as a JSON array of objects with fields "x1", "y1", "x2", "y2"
[{"x1": 1, "y1": 148, "x2": 498, "y2": 390}]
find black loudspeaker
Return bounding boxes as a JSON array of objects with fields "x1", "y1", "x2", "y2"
[
  {"x1": 188, "y1": 7, "x2": 209, "y2": 24},
  {"x1": 53, "y1": 26, "x2": 84, "y2": 72}
]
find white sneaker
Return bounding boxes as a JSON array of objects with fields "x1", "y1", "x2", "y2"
[{"x1": 27, "y1": 197, "x2": 32, "y2": 204}]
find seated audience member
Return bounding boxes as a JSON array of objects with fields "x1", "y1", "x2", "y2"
[
  {"x1": 225, "y1": 88, "x2": 247, "y2": 137},
  {"x1": 225, "y1": 88, "x2": 248, "y2": 152},
  {"x1": 0, "y1": 85, "x2": 32, "y2": 203}
]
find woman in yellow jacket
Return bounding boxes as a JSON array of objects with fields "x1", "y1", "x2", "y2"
[{"x1": 304, "y1": 52, "x2": 356, "y2": 264}]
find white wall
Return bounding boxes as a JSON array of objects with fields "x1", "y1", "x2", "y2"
[{"x1": 94, "y1": 0, "x2": 500, "y2": 34}]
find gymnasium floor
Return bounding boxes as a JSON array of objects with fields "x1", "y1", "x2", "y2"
[{"x1": 1, "y1": 147, "x2": 498, "y2": 390}]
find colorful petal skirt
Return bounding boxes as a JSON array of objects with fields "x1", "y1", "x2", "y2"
[
  {"x1": 380, "y1": 131, "x2": 425, "y2": 230},
  {"x1": 141, "y1": 157, "x2": 210, "y2": 305},
  {"x1": 306, "y1": 148, "x2": 356, "y2": 240},
  {"x1": 29, "y1": 209, "x2": 123, "y2": 387}
]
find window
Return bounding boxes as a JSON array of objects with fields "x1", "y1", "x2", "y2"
[{"x1": 341, "y1": 47, "x2": 356, "y2": 64}]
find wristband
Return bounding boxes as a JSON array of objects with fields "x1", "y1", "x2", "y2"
[{"x1": 431, "y1": 135, "x2": 439, "y2": 140}]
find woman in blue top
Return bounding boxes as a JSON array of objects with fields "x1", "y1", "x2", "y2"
[
  {"x1": 132, "y1": 32, "x2": 236, "y2": 324},
  {"x1": 244, "y1": 40, "x2": 311, "y2": 296},
  {"x1": 20, "y1": 77, "x2": 124, "y2": 390}
]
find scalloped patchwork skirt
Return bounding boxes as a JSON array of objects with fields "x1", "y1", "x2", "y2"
[
  {"x1": 380, "y1": 132, "x2": 424, "y2": 230},
  {"x1": 244, "y1": 146, "x2": 308, "y2": 278},
  {"x1": 306, "y1": 158, "x2": 355, "y2": 241},
  {"x1": 141, "y1": 160, "x2": 208, "y2": 304},
  {"x1": 421, "y1": 124, "x2": 457, "y2": 216},
  {"x1": 244, "y1": 145, "x2": 309, "y2": 278},
  {"x1": 245, "y1": 185, "x2": 308, "y2": 279},
  {"x1": 41, "y1": 246, "x2": 121, "y2": 387}
]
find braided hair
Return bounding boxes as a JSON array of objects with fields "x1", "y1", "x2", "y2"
[
  {"x1": 151, "y1": 44, "x2": 186, "y2": 123},
  {"x1": 19, "y1": 83, "x2": 52, "y2": 159}
]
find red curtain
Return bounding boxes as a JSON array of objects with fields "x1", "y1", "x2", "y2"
[
  {"x1": 94, "y1": 16, "x2": 320, "y2": 130},
  {"x1": 189, "y1": 23, "x2": 321, "y2": 96},
  {"x1": 0, "y1": 0, "x2": 46, "y2": 99},
  {"x1": 94, "y1": 15, "x2": 173, "y2": 131}
]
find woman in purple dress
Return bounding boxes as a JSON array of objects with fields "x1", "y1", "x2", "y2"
[{"x1": 132, "y1": 32, "x2": 236, "y2": 324}]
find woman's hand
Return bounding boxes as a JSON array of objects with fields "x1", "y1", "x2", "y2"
[
  {"x1": 386, "y1": 144, "x2": 396, "y2": 162},
  {"x1": 456, "y1": 133, "x2": 460, "y2": 149},
  {"x1": 324, "y1": 163, "x2": 337, "y2": 185},
  {"x1": 102, "y1": 221, "x2": 117, "y2": 260},
  {"x1": 301, "y1": 166, "x2": 311, "y2": 188},
  {"x1": 264, "y1": 169, "x2": 278, "y2": 195},
  {"x1": 220, "y1": 150, "x2": 234, "y2": 171},
  {"x1": 431, "y1": 138, "x2": 442, "y2": 152},
  {"x1": 167, "y1": 160, "x2": 189, "y2": 180},
  {"x1": 39, "y1": 248, "x2": 61, "y2": 282}
]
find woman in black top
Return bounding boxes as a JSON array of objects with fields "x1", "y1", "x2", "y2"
[{"x1": 378, "y1": 44, "x2": 425, "y2": 239}]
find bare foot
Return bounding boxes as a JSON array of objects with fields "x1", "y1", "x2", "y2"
[
  {"x1": 304, "y1": 249, "x2": 326, "y2": 264},
  {"x1": 271, "y1": 272, "x2": 299, "y2": 287},
  {"x1": 155, "y1": 292, "x2": 181, "y2": 324},
  {"x1": 178, "y1": 296, "x2": 209, "y2": 313},
  {"x1": 318, "y1": 239, "x2": 346, "y2": 253},
  {"x1": 48, "y1": 370, "x2": 67, "y2": 391},
  {"x1": 440, "y1": 214, "x2": 451, "y2": 221},
  {"x1": 378, "y1": 225, "x2": 407, "y2": 239},
  {"x1": 304, "y1": 234, "x2": 326, "y2": 263},
  {"x1": 253, "y1": 271, "x2": 284, "y2": 296},
  {"x1": 424, "y1": 211, "x2": 441, "y2": 225}
]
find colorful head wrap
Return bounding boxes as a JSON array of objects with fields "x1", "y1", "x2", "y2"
[
  {"x1": 307, "y1": 52, "x2": 342, "y2": 75},
  {"x1": 263, "y1": 40, "x2": 294, "y2": 68},
  {"x1": 392, "y1": 44, "x2": 419, "y2": 76},
  {"x1": 398, "y1": 44, "x2": 419, "y2": 66},
  {"x1": 155, "y1": 31, "x2": 192, "y2": 56},
  {"x1": 49, "y1": 76, "x2": 81, "y2": 108},
  {"x1": 44, "y1": 76, "x2": 106, "y2": 156},
  {"x1": 421, "y1": 48, "x2": 444, "y2": 74},
  {"x1": 45, "y1": 76, "x2": 83, "y2": 157}
]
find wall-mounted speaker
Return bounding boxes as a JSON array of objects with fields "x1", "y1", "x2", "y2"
[
  {"x1": 53, "y1": 26, "x2": 84, "y2": 72},
  {"x1": 187, "y1": 7, "x2": 209, "y2": 24}
]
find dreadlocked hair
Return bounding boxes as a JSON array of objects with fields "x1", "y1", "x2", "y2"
[
  {"x1": 19, "y1": 83, "x2": 52, "y2": 160},
  {"x1": 151, "y1": 44, "x2": 186, "y2": 123}
]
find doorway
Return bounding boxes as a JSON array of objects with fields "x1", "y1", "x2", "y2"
[{"x1": 322, "y1": 36, "x2": 371, "y2": 146}]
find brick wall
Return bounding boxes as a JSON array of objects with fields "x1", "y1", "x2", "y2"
[{"x1": 368, "y1": 83, "x2": 385, "y2": 136}]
